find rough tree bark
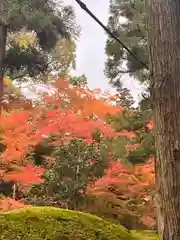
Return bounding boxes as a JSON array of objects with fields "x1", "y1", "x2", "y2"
[{"x1": 145, "y1": 0, "x2": 180, "y2": 239}]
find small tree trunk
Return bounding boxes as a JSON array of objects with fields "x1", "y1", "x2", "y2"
[
  {"x1": 145, "y1": 0, "x2": 180, "y2": 239},
  {"x1": 12, "y1": 183, "x2": 16, "y2": 200},
  {"x1": 0, "y1": 0, "x2": 7, "y2": 114}
]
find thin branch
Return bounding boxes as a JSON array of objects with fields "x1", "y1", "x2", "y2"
[
  {"x1": 12, "y1": 71, "x2": 29, "y2": 81},
  {"x1": 118, "y1": 69, "x2": 138, "y2": 74}
]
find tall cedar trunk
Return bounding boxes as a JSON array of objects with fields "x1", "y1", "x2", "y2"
[{"x1": 145, "y1": 0, "x2": 180, "y2": 239}]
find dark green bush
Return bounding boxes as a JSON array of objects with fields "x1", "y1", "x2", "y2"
[{"x1": 0, "y1": 206, "x2": 135, "y2": 240}]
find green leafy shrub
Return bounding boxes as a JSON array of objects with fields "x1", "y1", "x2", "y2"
[
  {"x1": 26, "y1": 139, "x2": 109, "y2": 209},
  {"x1": 0, "y1": 206, "x2": 135, "y2": 240}
]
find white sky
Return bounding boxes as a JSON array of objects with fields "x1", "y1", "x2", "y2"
[
  {"x1": 22, "y1": 0, "x2": 143, "y2": 103},
  {"x1": 65, "y1": 0, "x2": 143, "y2": 103}
]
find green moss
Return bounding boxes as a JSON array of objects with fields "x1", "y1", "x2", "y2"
[
  {"x1": 131, "y1": 230, "x2": 159, "y2": 240},
  {"x1": 0, "y1": 206, "x2": 135, "y2": 240}
]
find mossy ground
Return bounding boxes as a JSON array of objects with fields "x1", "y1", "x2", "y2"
[
  {"x1": 0, "y1": 206, "x2": 135, "y2": 240},
  {"x1": 130, "y1": 230, "x2": 159, "y2": 240}
]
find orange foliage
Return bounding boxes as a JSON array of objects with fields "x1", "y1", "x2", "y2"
[
  {"x1": 0, "y1": 80, "x2": 125, "y2": 162},
  {"x1": 147, "y1": 120, "x2": 154, "y2": 130},
  {"x1": 0, "y1": 110, "x2": 42, "y2": 163},
  {"x1": 0, "y1": 79, "x2": 128, "y2": 185},
  {"x1": 2, "y1": 95, "x2": 32, "y2": 111},
  {"x1": 88, "y1": 158, "x2": 155, "y2": 197},
  {"x1": 0, "y1": 197, "x2": 29, "y2": 212},
  {"x1": 3, "y1": 164, "x2": 45, "y2": 187},
  {"x1": 46, "y1": 79, "x2": 123, "y2": 117},
  {"x1": 87, "y1": 158, "x2": 156, "y2": 228},
  {"x1": 0, "y1": 79, "x2": 155, "y2": 226},
  {"x1": 0, "y1": 108, "x2": 122, "y2": 165}
]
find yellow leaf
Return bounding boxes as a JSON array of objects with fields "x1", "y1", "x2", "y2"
[
  {"x1": 14, "y1": 31, "x2": 37, "y2": 49},
  {"x1": 19, "y1": 40, "x2": 28, "y2": 49},
  {"x1": 3, "y1": 76, "x2": 13, "y2": 86}
]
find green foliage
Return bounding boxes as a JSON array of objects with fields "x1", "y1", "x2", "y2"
[
  {"x1": 127, "y1": 147, "x2": 151, "y2": 164},
  {"x1": 0, "y1": 206, "x2": 136, "y2": 240},
  {"x1": 106, "y1": 109, "x2": 154, "y2": 164},
  {"x1": 4, "y1": 1, "x2": 78, "y2": 42},
  {"x1": 104, "y1": 0, "x2": 154, "y2": 165},
  {"x1": 126, "y1": 124, "x2": 155, "y2": 164},
  {"x1": 2, "y1": 0, "x2": 79, "y2": 81},
  {"x1": 115, "y1": 86, "x2": 135, "y2": 108},
  {"x1": 5, "y1": 42, "x2": 48, "y2": 79},
  {"x1": 25, "y1": 139, "x2": 109, "y2": 209},
  {"x1": 69, "y1": 74, "x2": 88, "y2": 87},
  {"x1": 51, "y1": 39, "x2": 77, "y2": 77},
  {"x1": 105, "y1": 0, "x2": 150, "y2": 109},
  {"x1": 105, "y1": 0, "x2": 148, "y2": 85},
  {"x1": 105, "y1": 136, "x2": 128, "y2": 161},
  {"x1": 107, "y1": 109, "x2": 151, "y2": 132}
]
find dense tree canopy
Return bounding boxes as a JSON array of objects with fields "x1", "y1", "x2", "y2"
[
  {"x1": 0, "y1": 0, "x2": 79, "y2": 90},
  {"x1": 0, "y1": 78, "x2": 155, "y2": 230},
  {"x1": 105, "y1": 0, "x2": 148, "y2": 85},
  {"x1": 105, "y1": 0, "x2": 150, "y2": 109}
]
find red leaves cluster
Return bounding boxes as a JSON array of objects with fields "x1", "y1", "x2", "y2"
[
  {"x1": 0, "y1": 111, "x2": 42, "y2": 163},
  {"x1": 3, "y1": 164, "x2": 45, "y2": 187},
  {"x1": 87, "y1": 158, "x2": 156, "y2": 228},
  {"x1": 45, "y1": 79, "x2": 123, "y2": 117},
  {"x1": 0, "y1": 79, "x2": 124, "y2": 186},
  {"x1": 38, "y1": 109, "x2": 125, "y2": 144},
  {"x1": 0, "y1": 197, "x2": 29, "y2": 212},
  {"x1": 1, "y1": 80, "x2": 125, "y2": 162},
  {"x1": 0, "y1": 79, "x2": 155, "y2": 226},
  {"x1": 88, "y1": 158, "x2": 155, "y2": 194}
]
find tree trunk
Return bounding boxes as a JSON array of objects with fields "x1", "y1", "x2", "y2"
[
  {"x1": 0, "y1": 24, "x2": 7, "y2": 114},
  {"x1": 145, "y1": 0, "x2": 180, "y2": 239},
  {"x1": 0, "y1": 0, "x2": 7, "y2": 114}
]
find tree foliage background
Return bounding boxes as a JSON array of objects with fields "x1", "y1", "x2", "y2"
[
  {"x1": 0, "y1": 0, "x2": 157, "y2": 233},
  {"x1": 1, "y1": 0, "x2": 80, "y2": 84},
  {"x1": 105, "y1": 0, "x2": 150, "y2": 109}
]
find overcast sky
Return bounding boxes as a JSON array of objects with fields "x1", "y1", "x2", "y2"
[
  {"x1": 65, "y1": 0, "x2": 142, "y2": 103},
  {"x1": 23, "y1": 0, "x2": 142, "y2": 102}
]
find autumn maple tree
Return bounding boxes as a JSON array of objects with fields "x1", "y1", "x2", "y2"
[
  {"x1": 0, "y1": 80, "x2": 122, "y2": 195},
  {"x1": 83, "y1": 107, "x2": 155, "y2": 229},
  {"x1": 0, "y1": 78, "x2": 155, "y2": 231},
  {"x1": 87, "y1": 158, "x2": 155, "y2": 229}
]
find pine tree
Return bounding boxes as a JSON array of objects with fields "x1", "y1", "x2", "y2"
[
  {"x1": 105, "y1": 0, "x2": 150, "y2": 108},
  {"x1": 25, "y1": 139, "x2": 109, "y2": 209},
  {"x1": 105, "y1": 0, "x2": 148, "y2": 85},
  {"x1": 0, "y1": 0, "x2": 79, "y2": 107}
]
